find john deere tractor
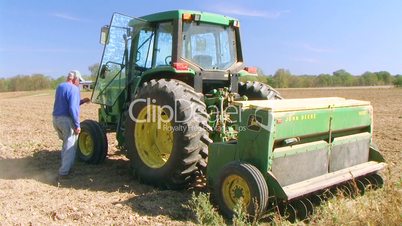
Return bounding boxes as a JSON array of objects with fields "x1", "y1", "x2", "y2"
[{"x1": 78, "y1": 10, "x2": 386, "y2": 219}]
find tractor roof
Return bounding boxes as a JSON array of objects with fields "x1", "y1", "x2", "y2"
[{"x1": 138, "y1": 10, "x2": 237, "y2": 26}]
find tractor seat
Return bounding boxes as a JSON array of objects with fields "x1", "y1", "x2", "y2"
[{"x1": 193, "y1": 55, "x2": 213, "y2": 68}]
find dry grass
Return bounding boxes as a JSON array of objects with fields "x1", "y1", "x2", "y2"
[{"x1": 309, "y1": 176, "x2": 402, "y2": 225}]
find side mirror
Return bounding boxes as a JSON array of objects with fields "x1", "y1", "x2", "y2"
[
  {"x1": 100, "y1": 64, "x2": 109, "y2": 79},
  {"x1": 100, "y1": 25, "x2": 110, "y2": 45}
]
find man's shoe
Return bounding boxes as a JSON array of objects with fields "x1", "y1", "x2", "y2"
[
  {"x1": 57, "y1": 174, "x2": 71, "y2": 181},
  {"x1": 54, "y1": 174, "x2": 72, "y2": 186}
]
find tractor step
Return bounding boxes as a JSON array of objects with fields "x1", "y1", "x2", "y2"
[{"x1": 283, "y1": 161, "x2": 386, "y2": 200}]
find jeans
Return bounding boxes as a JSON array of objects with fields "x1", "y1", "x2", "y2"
[{"x1": 53, "y1": 116, "x2": 78, "y2": 176}]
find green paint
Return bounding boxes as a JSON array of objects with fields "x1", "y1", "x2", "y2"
[
  {"x1": 207, "y1": 142, "x2": 237, "y2": 187},
  {"x1": 207, "y1": 98, "x2": 385, "y2": 201},
  {"x1": 138, "y1": 10, "x2": 237, "y2": 26}
]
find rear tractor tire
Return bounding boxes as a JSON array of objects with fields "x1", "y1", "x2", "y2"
[
  {"x1": 77, "y1": 119, "x2": 108, "y2": 164},
  {"x1": 238, "y1": 81, "x2": 282, "y2": 100},
  {"x1": 125, "y1": 79, "x2": 211, "y2": 189},
  {"x1": 215, "y1": 161, "x2": 269, "y2": 218}
]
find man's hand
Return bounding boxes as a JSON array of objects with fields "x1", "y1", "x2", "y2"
[
  {"x1": 80, "y1": 98, "x2": 91, "y2": 105},
  {"x1": 74, "y1": 127, "x2": 81, "y2": 135}
]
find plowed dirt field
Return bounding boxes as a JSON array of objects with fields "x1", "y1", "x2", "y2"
[{"x1": 0, "y1": 87, "x2": 401, "y2": 225}]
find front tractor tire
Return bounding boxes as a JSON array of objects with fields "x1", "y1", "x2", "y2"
[
  {"x1": 238, "y1": 81, "x2": 282, "y2": 100},
  {"x1": 215, "y1": 162, "x2": 269, "y2": 219},
  {"x1": 126, "y1": 79, "x2": 211, "y2": 189},
  {"x1": 77, "y1": 120, "x2": 108, "y2": 164}
]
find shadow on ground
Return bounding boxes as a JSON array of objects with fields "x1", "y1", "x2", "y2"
[
  {"x1": 0, "y1": 149, "x2": 199, "y2": 221},
  {"x1": 0, "y1": 149, "x2": 59, "y2": 183},
  {"x1": 117, "y1": 190, "x2": 196, "y2": 221},
  {"x1": 0, "y1": 149, "x2": 140, "y2": 191}
]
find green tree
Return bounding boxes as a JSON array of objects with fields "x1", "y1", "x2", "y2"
[
  {"x1": 288, "y1": 76, "x2": 301, "y2": 88},
  {"x1": 30, "y1": 74, "x2": 51, "y2": 90},
  {"x1": 88, "y1": 63, "x2": 100, "y2": 81},
  {"x1": 265, "y1": 75, "x2": 275, "y2": 87},
  {"x1": 52, "y1": 76, "x2": 66, "y2": 89},
  {"x1": 3, "y1": 74, "x2": 52, "y2": 91},
  {"x1": 299, "y1": 75, "x2": 315, "y2": 87},
  {"x1": 361, "y1": 71, "x2": 378, "y2": 86},
  {"x1": 273, "y1": 68, "x2": 291, "y2": 88},
  {"x1": 0, "y1": 78, "x2": 7, "y2": 92},
  {"x1": 333, "y1": 69, "x2": 353, "y2": 86},
  {"x1": 8, "y1": 75, "x2": 22, "y2": 91},
  {"x1": 375, "y1": 71, "x2": 392, "y2": 85},
  {"x1": 315, "y1": 74, "x2": 333, "y2": 87},
  {"x1": 393, "y1": 75, "x2": 402, "y2": 87}
]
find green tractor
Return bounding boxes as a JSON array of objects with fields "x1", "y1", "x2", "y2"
[{"x1": 78, "y1": 10, "x2": 386, "y2": 219}]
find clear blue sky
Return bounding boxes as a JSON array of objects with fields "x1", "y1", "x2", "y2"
[{"x1": 1, "y1": 0, "x2": 401, "y2": 78}]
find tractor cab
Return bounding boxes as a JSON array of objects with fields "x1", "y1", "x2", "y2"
[{"x1": 92, "y1": 11, "x2": 251, "y2": 109}]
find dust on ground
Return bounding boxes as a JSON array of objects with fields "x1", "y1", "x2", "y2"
[{"x1": 0, "y1": 87, "x2": 401, "y2": 225}]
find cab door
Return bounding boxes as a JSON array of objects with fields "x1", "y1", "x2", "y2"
[{"x1": 92, "y1": 13, "x2": 149, "y2": 106}]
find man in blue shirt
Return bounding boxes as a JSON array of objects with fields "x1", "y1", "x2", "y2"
[{"x1": 52, "y1": 70, "x2": 89, "y2": 180}]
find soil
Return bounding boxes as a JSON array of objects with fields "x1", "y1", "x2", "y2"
[{"x1": 0, "y1": 87, "x2": 401, "y2": 225}]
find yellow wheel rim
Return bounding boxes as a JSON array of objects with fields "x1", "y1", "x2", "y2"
[
  {"x1": 79, "y1": 131, "x2": 94, "y2": 157},
  {"x1": 134, "y1": 104, "x2": 174, "y2": 168},
  {"x1": 222, "y1": 175, "x2": 251, "y2": 210}
]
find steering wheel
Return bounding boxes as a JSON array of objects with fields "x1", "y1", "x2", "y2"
[{"x1": 165, "y1": 56, "x2": 172, "y2": 65}]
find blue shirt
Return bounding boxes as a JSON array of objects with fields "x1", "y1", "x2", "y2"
[{"x1": 52, "y1": 82, "x2": 80, "y2": 129}]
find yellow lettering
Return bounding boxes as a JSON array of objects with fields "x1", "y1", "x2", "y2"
[
  {"x1": 358, "y1": 111, "x2": 368, "y2": 116},
  {"x1": 285, "y1": 113, "x2": 317, "y2": 122}
]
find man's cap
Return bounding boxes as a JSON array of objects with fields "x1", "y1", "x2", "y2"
[{"x1": 68, "y1": 70, "x2": 82, "y2": 81}]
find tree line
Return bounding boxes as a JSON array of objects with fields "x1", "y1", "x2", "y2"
[
  {"x1": 243, "y1": 69, "x2": 402, "y2": 88},
  {"x1": 0, "y1": 74, "x2": 60, "y2": 92},
  {"x1": 0, "y1": 64, "x2": 100, "y2": 92},
  {"x1": 0, "y1": 66, "x2": 401, "y2": 92}
]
